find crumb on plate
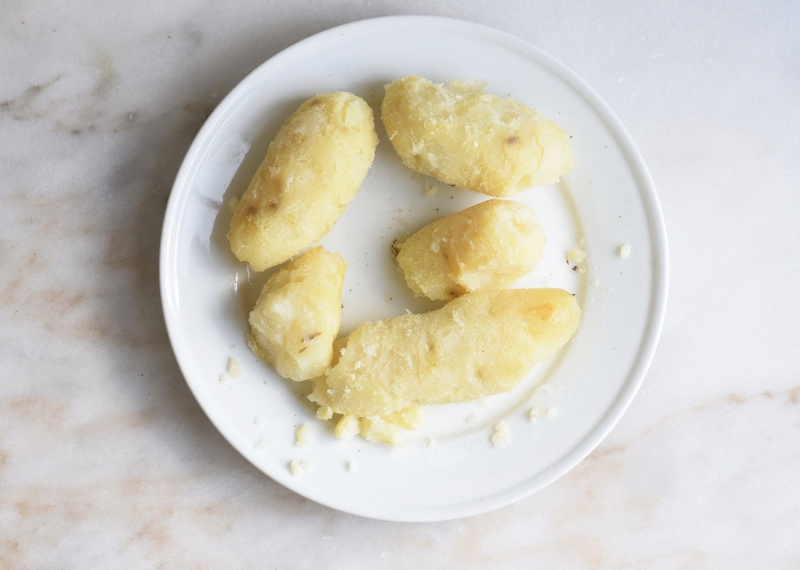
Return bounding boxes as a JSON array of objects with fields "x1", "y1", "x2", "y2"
[
  {"x1": 295, "y1": 424, "x2": 310, "y2": 447},
  {"x1": 289, "y1": 459, "x2": 312, "y2": 476},
  {"x1": 491, "y1": 422, "x2": 511, "y2": 448},
  {"x1": 567, "y1": 248, "x2": 587, "y2": 274},
  {"x1": 315, "y1": 406, "x2": 334, "y2": 421},
  {"x1": 227, "y1": 357, "x2": 242, "y2": 379}
]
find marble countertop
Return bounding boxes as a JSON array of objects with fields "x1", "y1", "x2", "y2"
[{"x1": 2, "y1": 1, "x2": 798, "y2": 568}]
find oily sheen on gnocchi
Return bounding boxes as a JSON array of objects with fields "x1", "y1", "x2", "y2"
[{"x1": 308, "y1": 289, "x2": 581, "y2": 418}]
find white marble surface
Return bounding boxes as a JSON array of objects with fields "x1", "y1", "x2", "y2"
[{"x1": 1, "y1": 1, "x2": 798, "y2": 567}]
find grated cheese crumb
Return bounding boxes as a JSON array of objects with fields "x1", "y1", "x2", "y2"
[
  {"x1": 423, "y1": 180, "x2": 439, "y2": 197},
  {"x1": 347, "y1": 460, "x2": 358, "y2": 473},
  {"x1": 254, "y1": 416, "x2": 263, "y2": 426},
  {"x1": 529, "y1": 406, "x2": 558, "y2": 421},
  {"x1": 491, "y1": 422, "x2": 511, "y2": 448},
  {"x1": 316, "y1": 406, "x2": 334, "y2": 421},
  {"x1": 619, "y1": 244, "x2": 632, "y2": 258},
  {"x1": 591, "y1": 278, "x2": 600, "y2": 286},
  {"x1": 289, "y1": 459, "x2": 311, "y2": 476},
  {"x1": 467, "y1": 413, "x2": 480, "y2": 424},
  {"x1": 227, "y1": 357, "x2": 242, "y2": 379},
  {"x1": 567, "y1": 248, "x2": 587, "y2": 274},
  {"x1": 335, "y1": 414, "x2": 361, "y2": 439},
  {"x1": 219, "y1": 373, "x2": 230, "y2": 383},
  {"x1": 425, "y1": 437, "x2": 436, "y2": 448},
  {"x1": 295, "y1": 424, "x2": 310, "y2": 447}
]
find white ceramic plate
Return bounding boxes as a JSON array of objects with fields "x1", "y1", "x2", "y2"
[{"x1": 160, "y1": 16, "x2": 667, "y2": 522}]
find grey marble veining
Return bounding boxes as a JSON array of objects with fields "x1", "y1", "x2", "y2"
[{"x1": 1, "y1": 1, "x2": 799, "y2": 568}]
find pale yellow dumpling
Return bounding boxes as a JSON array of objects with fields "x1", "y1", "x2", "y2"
[
  {"x1": 229, "y1": 92, "x2": 378, "y2": 271},
  {"x1": 309, "y1": 289, "x2": 580, "y2": 417},
  {"x1": 248, "y1": 246, "x2": 346, "y2": 381},
  {"x1": 393, "y1": 199, "x2": 546, "y2": 300},
  {"x1": 382, "y1": 76, "x2": 572, "y2": 197}
]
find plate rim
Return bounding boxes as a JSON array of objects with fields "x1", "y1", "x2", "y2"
[{"x1": 159, "y1": 14, "x2": 669, "y2": 522}]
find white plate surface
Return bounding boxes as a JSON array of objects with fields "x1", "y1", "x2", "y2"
[{"x1": 160, "y1": 16, "x2": 667, "y2": 522}]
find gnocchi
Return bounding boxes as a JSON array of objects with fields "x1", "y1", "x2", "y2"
[
  {"x1": 393, "y1": 199, "x2": 546, "y2": 300},
  {"x1": 247, "y1": 246, "x2": 346, "y2": 381},
  {"x1": 309, "y1": 289, "x2": 580, "y2": 417},
  {"x1": 229, "y1": 92, "x2": 378, "y2": 271},
  {"x1": 382, "y1": 76, "x2": 572, "y2": 197}
]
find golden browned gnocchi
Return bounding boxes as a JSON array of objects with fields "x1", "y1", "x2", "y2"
[
  {"x1": 247, "y1": 246, "x2": 346, "y2": 381},
  {"x1": 393, "y1": 199, "x2": 546, "y2": 300},
  {"x1": 229, "y1": 92, "x2": 378, "y2": 271},
  {"x1": 309, "y1": 289, "x2": 580, "y2": 418},
  {"x1": 381, "y1": 76, "x2": 572, "y2": 197}
]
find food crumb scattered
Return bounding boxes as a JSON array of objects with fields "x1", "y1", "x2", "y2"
[
  {"x1": 425, "y1": 437, "x2": 436, "y2": 448},
  {"x1": 530, "y1": 406, "x2": 557, "y2": 421},
  {"x1": 289, "y1": 459, "x2": 312, "y2": 476},
  {"x1": 227, "y1": 357, "x2": 242, "y2": 379},
  {"x1": 219, "y1": 373, "x2": 230, "y2": 383},
  {"x1": 335, "y1": 414, "x2": 361, "y2": 439},
  {"x1": 491, "y1": 422, "x2": 511, "y2": 448},
  {"x1": 316, "y1": 406, "x2": 334, "y2": 421},
  {"x1": 423, "y1": 180, "x2": 439, "y2": 197},
  {"x1": 347, "y1": 460, "x2": 358, "y2": 473},
  {"x1": 255, "y1": 436, "x2": 272, "y2": 450},
  {"x1": 254, "y1": 416, "x2": 263, "y2": 426},
  {"x1": 566, "y1": 248, "x2": 587, "y2": 274},
  {"x1": 295, "y1": 424, "x2": 311, "y2": 447},
  {"x1": 619, "y1": 244, "x2": 632, "y2": 258},
  {"x1": 466, "y1": 413, "x2": 480, "y2": 424},
  {"x1": 591, "y1": 278, "x2": 600, "y2": 286}
]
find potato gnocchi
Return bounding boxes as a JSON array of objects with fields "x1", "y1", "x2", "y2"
[
  {"x1": 247, "y1": 246, "x2": 346, "y2": 381},
  {"x1": 393, "y1": 199, "x2": 546, "y2": 300},
  {"x1": 309, "y1": 289, "x2": 580, "y2": 418},
  {"x1": 229, "y1": 92, "x2": 378, "y2": 271},
  {"x1": 382, "y1": 76, "x2": 572, "y2": 197}
]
